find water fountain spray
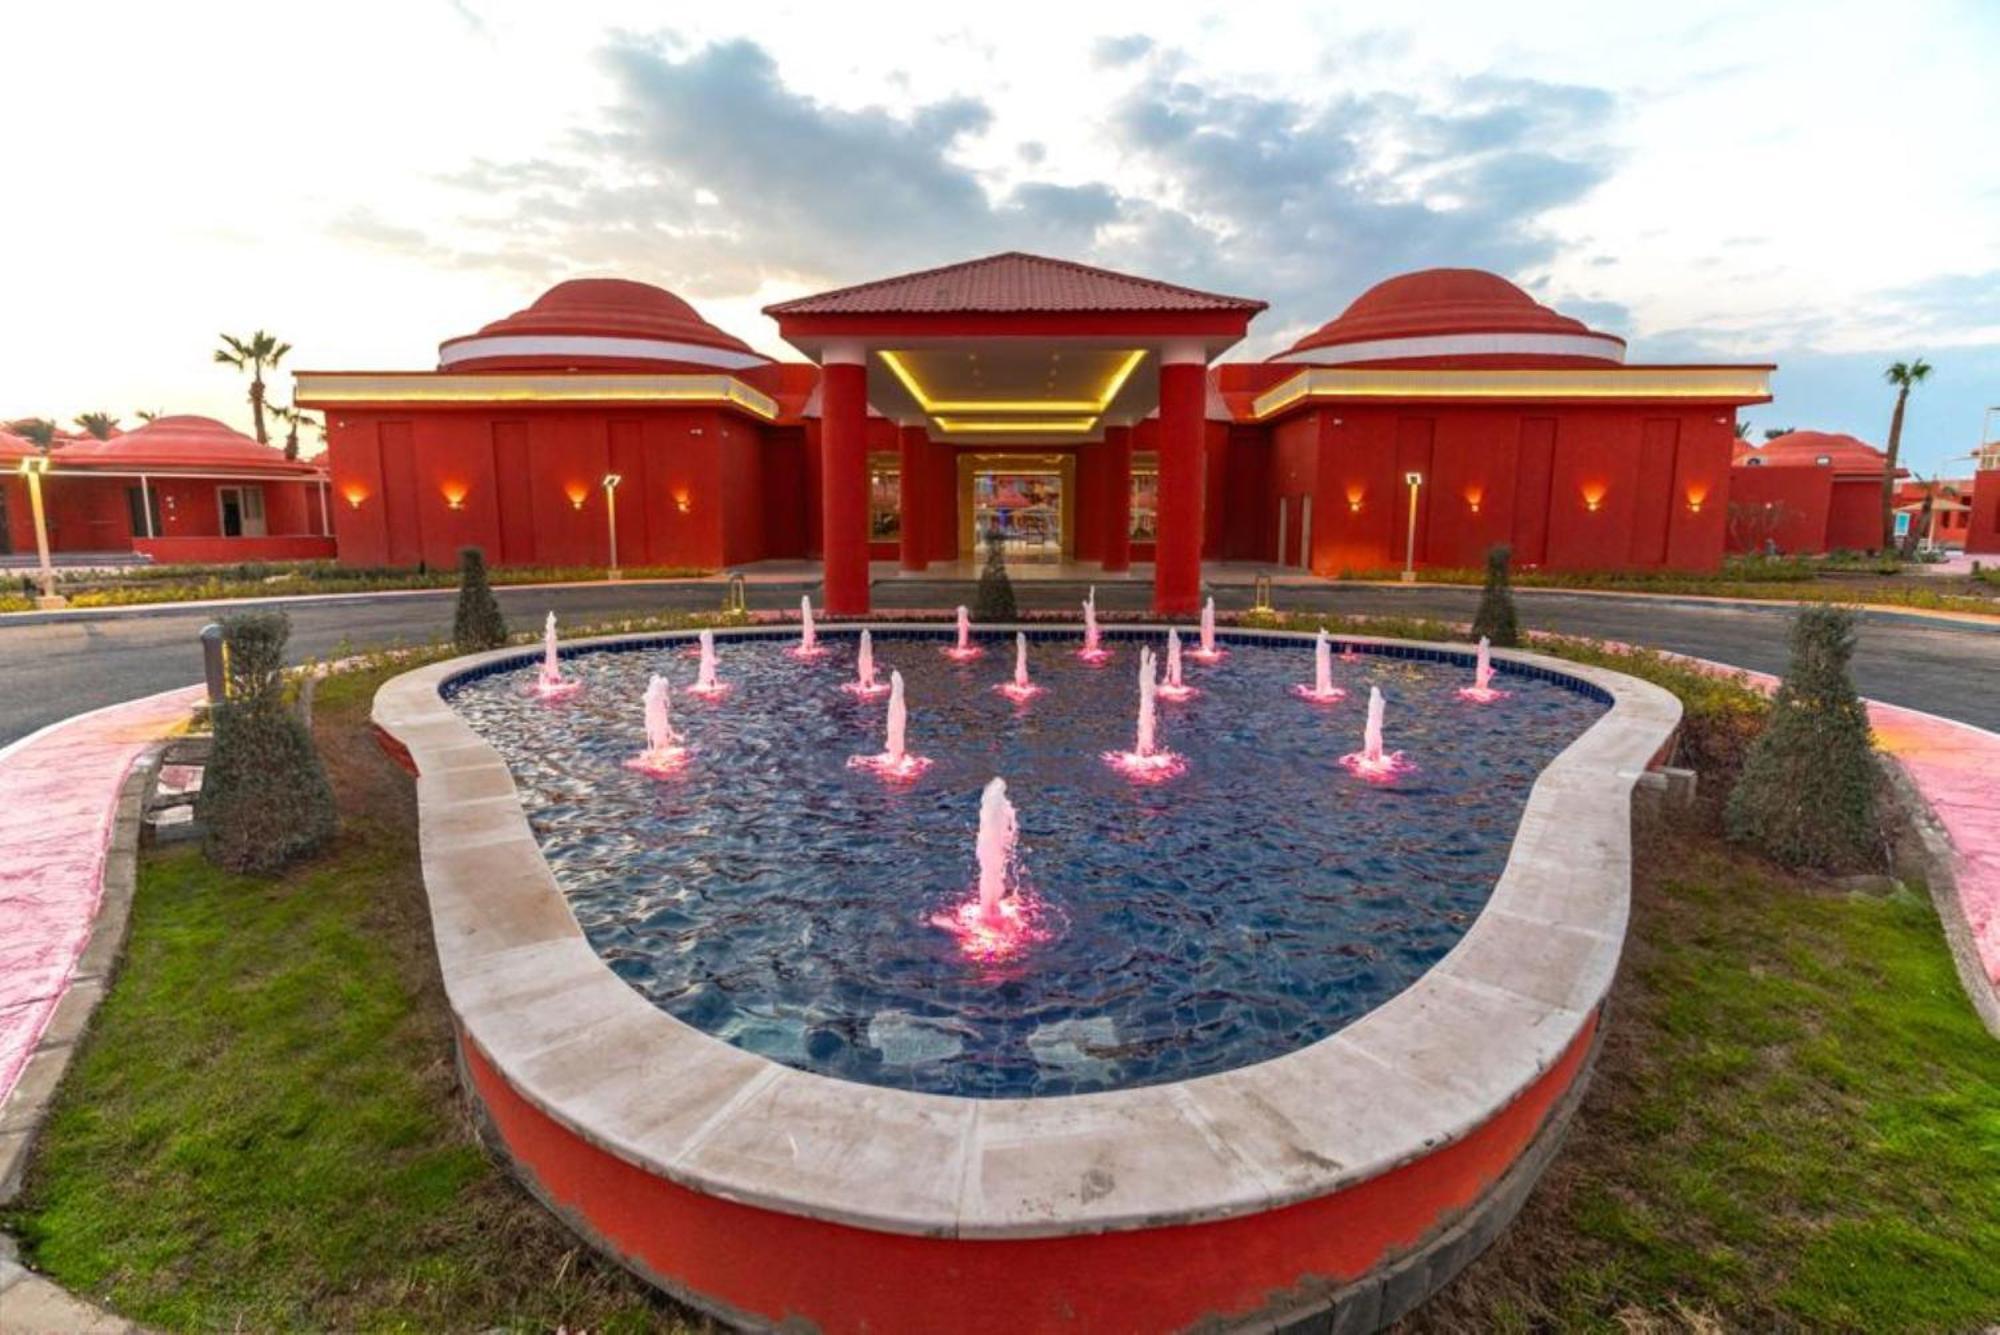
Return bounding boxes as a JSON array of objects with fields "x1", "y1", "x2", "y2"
[
  {"x1": 625, "y1": 672, "x2": 691, "y2": 775},
  {"x1": 1158, "y1": 628, "x2": 1196, "y2": 701},
  {"x1": 1456, "y1": 636, "x2": 1510, "y2": 703},
  {"x1": 997, "y1": 632, "x2": 1042, "y2": 701},
  {"x1": 843, "y1": 628, "x2": 890, "y2": 697},
  {"x1": 1079, "y1": 586, "x2": 1109, "y2": 664},
  {"x1": 688, "y1": 629, "x2": 730, "y2": 698},
  {"x1": 1292, "y1": 628, "x2": 1347, "y2": 703},
  {"x1": 944, "y1": 605, "x2": 983, "y2": 661},
  {"x1": 847, "y1": 669, "x2": 932, "y2": 780}
]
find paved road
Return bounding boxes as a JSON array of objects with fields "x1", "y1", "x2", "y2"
[{"x1": 1, "y1": 579, "x2": 1994, "y2": 745}]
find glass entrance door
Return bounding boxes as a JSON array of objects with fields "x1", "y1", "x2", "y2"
[{"x1": 972, "y1": 470, "x2": 1063, "y2": 562}]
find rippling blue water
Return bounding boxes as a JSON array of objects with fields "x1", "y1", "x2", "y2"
[{"x1": 444, "y1": 629, "x2": 1605, "y2": 1097}]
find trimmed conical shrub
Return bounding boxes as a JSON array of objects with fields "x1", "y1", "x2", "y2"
[
  {"x1": 198, "y1": 610, "x2": 337, "y2": 875},
  {"x1": 1471, "y1": 544, "x2": 1521, "y2": 647},
  {"x1": 972, "y1": 525, "x2": 1017, "y2": 621},
  {"x1": 1725, "y1": 606, "x2": 1879, "y2": 869},
  {"x1": 452, "y1": 546, "x2": 509, "y2": 652}
]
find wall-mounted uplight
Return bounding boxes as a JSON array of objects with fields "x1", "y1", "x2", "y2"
[
  {"x1": 342, "y1": 485, "x2": 368, "y2": 510},
  {"x1": 1581, "y1": 483, "x2": 1606, "y2": 513},
  {"x1": 566, "y1": 484, "x2": 589, "y2": 511},
  {"x1": 1464, "y1": 487, "x2": 1483, "y2": 515},
  {"x1": 442, "y1": 484, "x2": 468, "y2": 511},
  {"x1": 1685, "y1": 484, "x2": 1709, "y2": 515},
  {"x1": 673, "y1": 487, "x2": 692, "y2": 515},
  {"x1": 1345, "y1": 485, "x2": 1364, "y2": 514}
]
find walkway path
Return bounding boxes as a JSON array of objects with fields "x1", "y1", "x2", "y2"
[{"x1": 0, "y1": 687, "x2": 201, "y2": 1107}]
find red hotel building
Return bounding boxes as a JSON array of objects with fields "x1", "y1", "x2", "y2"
[{"x1": 296, "y1": 253, "x2": 1774, "y2": 614}]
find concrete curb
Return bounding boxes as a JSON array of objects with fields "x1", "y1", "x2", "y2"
[
  {"x1": 1882, "y1": 757, "x2": 2000, "y2": 1040},
  {"x1": 0, "y1": 755, "x2": 156, "y2": 1333}
]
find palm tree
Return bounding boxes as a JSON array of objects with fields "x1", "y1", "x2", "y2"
[
  {"x1": 1762, "y1": 426, "x2": 1797, "y2": 441},
  {"x1": 1733, "y1": 418, "x2": 1753, "y2": 440},
  {"x1": 1880, "y1": 358, "x2": 1932, "y2": 552},
  {"x1": 269, "y1": 403, "x2": 321, "y2": 461},
  {"x1": 213, "y1": 331, "x2": 292, "y2": 444},
  {"x1": 134, "y1": 408, "x2": 162, "y2": 423},
  {"x1": 72, "y1": 411, "x2": 119, "y2": 440},
  {"x1": 8, "y1": 418, "x2": 58, "y2": 453}
]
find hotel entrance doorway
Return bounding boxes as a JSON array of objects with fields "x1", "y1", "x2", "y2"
[{"x1": 959, "y1": 454, "x2": 1075, "y2": 563}]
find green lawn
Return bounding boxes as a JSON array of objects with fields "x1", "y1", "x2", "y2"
[
  {"x1": 5, "y1": 658, "x2": 1996, "y2": 1332},
  {"x1": 1411, "y1": 837, "x2": 2000, "y2": 1331}
]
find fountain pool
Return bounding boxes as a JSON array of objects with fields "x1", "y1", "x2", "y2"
[{"x1": 445, "y1": 627, "x2": 1606, "y2": 1098}]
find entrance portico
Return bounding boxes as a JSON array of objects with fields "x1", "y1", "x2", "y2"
[{"x1": 764, "y1": 253, "x2": 1265, "y2": 615}]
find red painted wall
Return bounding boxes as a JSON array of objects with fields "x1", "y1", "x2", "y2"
[
  {"x1": 1825, "y1": 478, "x2": 1884, "y2": 553},
  {"x1": 1969, "y1": 469, "x2": 2000, "y2": 556},
  {"x1": 1267, "y1": 403, "x2": 1731, "y2": 574},
  {"x1": 12, "y1": 474, "x2": 327, "y2": 559},
  {"x1": 1724, "y1": 466, "x2": 1832, "y2": 554},
  {"x1": 460, "y1": 1014, "x2": 1597, "y2": 1334}
]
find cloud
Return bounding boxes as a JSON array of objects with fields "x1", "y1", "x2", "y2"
[
  {"x1": 382, "y1": 34, "x2": 1621, "y2": 348},
  {"x1": 1091, "y1": 34, "x2": 1154, "y2": 67}
]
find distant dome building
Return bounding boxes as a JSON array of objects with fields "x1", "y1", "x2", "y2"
[
  {"x1": 1728, "y1": 430, "x2": 1905, "y2": 554},
  {"x1": 295, "y1": 255, "x2": 1777, "y2": 605},
  {"x1": 0, "y1": 415, "x2": 330, "y2": 563}
]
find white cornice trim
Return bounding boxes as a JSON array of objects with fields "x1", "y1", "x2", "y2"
[
  {"x1": 436, "y1": 334, "x2": 771, "y2": 372},
  {"x1": 1272, "y1": 331, "x2": 1627, "y2": 367}
]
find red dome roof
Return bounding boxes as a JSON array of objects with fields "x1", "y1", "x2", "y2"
[
  {"x1": 53, "y1": 415, "x2": 322, "y2": 475},
  {"x1": 1738, "y1": 431, "x2": 1897, "y2": 477},
  {"x1": 1278, "y1": 268, "x2": 1626, "y2": 367},
  {"x1": 438, "y1": 278, "x2": 770, "y2": 373}
]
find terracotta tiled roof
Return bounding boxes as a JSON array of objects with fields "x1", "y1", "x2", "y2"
[
  {"x1": 1734, "y1": 431, "x2": 1906, "y2": 479},
  {"x1": 1282, "y1": 268, "x2": 1624, "y2": 363},
  {"x1": 765, "y1": 252, "x2": 1267, "y2": 317},
  {"x1": 53, "y1": 415, "x2": 324, "y2": 475}
]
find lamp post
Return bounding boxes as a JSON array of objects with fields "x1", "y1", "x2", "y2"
[
  {"x1": 1401, "y1": 470, "x2": 1423, "y2": 583},
  {"x1": 602, "y1": 472, "x2": 623, "y2": 580},
  {"x1": 17, "y1": 456, "x2": 66, "y2": 609}
]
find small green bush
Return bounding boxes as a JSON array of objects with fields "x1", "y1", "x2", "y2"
[
  {"x1": 1725, "y1": 606, "x2": 1879, "y2": 869},
  {"x1": 451, "y1": 547, "x2": 509, "y2": 652},
  {"x1": 972, "y1": 526, "x2": 1018, "y2": 621},
  {"x1": 198, "y1": 611, "x2": 337, "y2": 875},
  {"x1": 1471, "y1": 544, "x2": 1521, "y2": 646}
]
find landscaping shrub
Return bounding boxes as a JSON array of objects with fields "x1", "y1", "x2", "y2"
[
  {"x1": 1470, "y1": 543, "x2": 1521, "y2": 646},
  {"x1": 972, "y1": 525, "x2": 1018, "y2": 621},
  {"x1": 198, "y1": 610, "x2": 337, "y2": 875},
  {"x1": 451, "y1": 547, "x2": 509, "y2": 652},
  {"x1": 1725, "y1": 606, "x2": 1879, "y2": 869}
]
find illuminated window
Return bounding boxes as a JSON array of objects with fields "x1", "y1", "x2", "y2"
[
  {"x1": 1130, "y1": 468, "x2": 1160, "y2": 541},
  {"x1": 869, "y1": 464, "x2": 901, "y2": 541}
]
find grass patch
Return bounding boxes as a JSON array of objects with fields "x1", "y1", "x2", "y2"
[
  {"x1": 1408, "y1": 833, "x2": 2000, "y2": 1332},
  {"x1": 3, "y1": 662, "x2": 698, "y2": 1333}
]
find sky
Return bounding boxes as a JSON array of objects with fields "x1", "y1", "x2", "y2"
[{"x1": 4, "y1": 0, "x2": 1996, "y2": 476}]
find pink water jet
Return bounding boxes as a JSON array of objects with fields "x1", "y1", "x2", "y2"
[
  {"x1": 1103, "y1": 646, "x2": 1187, "y2": 782},
  {"x1": 1457, "y1": 636, "x2": 1510, "y2": 703},
  {"x1": 687, "y1": 629, "x2": 731, "y2": 699},
  {"x1": 1339, "y1": 685, "x2": 1415, "y2": 782},
  {"x1": 841, "y1": 628, "x2": 890, "y2": 697},
  {"x1": 943, "y1": 605, "x2": 983, "y2": 661},
  {"x1": 1078, "y1": 586, "x2": 1110, "y2": 664},
  {"x1": 847, "y1": 670, "x2": 932, "y2": 781},
  {"x1": 1187, "y1": 597, "x2": 1226, "y2": 663},
  {"x1": 789, "y1": 594, "x2": 829, "y2": 659},
  {"x1": 528, "y1": 611, "x2": 582, "y2": 699},
  {"x1": 1292, "y1": 629, "x2": 1348, "y2": 703},
  {"x1": 1157, "y1": 628, "x2": 1197, "y2": 701},
  {"x1": 996, "y1": 632, "x2": 1043, "y2": 702},
  {"x1": 625, "y1": 672, "x2": 691, "y2": 776},
  {"x1": 930, "y1": 777, "x2": 1047, "y2": 960}
]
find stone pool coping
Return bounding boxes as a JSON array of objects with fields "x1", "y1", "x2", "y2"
[{"x1": 374, "y1": 624, "x2": 1681, "y2": 1241}]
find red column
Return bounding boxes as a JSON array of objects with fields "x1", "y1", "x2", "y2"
[
  {"x1": 1101, "y1": 425, "x2": 1133, "y2": 573},
  {"x1": 898, "y1": 423, "x2": 928, "y2": 572},
  {"x1": 820, "y1": 352, "x2": 870, "y2": 614},
  {"x1": 1154, "y1": 352, "x2": 1207, "y2": 614}
]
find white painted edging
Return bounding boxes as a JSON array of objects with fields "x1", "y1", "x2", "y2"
[{"x1": 375, "y1": 626, "x2": 1681, "y2": 1240}]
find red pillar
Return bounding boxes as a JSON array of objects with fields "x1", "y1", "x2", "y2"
[
  {"x1": 1154, "y1": 352, "x2": 1207, "y2": 614},
  {"x1": 821, "y1": 351, "x2": 870, "y2": 614},
  {"x1": 1102, "y1": 425, "x2": 1133, "y2": 573},
  {"x1": 898, "y1": 423, "x2": 928, "y2": 572}
]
